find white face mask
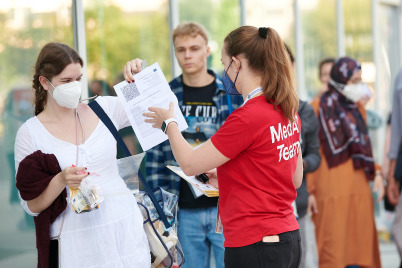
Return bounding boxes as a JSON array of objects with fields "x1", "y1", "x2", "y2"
[
  {"x1": 329, "y1": 79, "x2": 369, "y2": 103},
  {"x1": 342, "y1": 83, "x2": 370, "y2": 103},
  {"x1": 47, "y1": 80, "x2": 82, "y2": 109}
]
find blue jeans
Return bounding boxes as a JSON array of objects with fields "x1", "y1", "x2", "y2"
[{"x1": 178, "y1": 207, "x2": 225, "y2": 268}]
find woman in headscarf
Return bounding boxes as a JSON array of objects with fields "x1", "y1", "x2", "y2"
[{"x1": 307, "y1": 57, "x2": 384, "y2": 268}]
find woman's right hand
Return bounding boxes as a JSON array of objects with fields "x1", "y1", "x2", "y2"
[
  {"x1": 307, "y1": 194, "x2": 318, "y2": 215},
  {"x1": 123, "y1": 58, "x2": 144, "y2": 83},
  {"x1": 59, "y1": 166, "x2": 88, "y2": 188}
]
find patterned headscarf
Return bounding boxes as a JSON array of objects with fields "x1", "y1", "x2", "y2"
[{"x1": 318, "y1": 57, "x2": 375, "y2": 180}]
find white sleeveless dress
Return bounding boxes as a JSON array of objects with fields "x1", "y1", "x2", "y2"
[{"x1": 14, "y1": 96, "x2": 150, "y2": 267}]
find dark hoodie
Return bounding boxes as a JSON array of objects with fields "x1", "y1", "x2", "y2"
[{"x1": 296, "y1": 100, "x2": 321, "y2": 218}]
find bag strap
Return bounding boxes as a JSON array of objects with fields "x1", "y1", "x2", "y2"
[
  {"x1": 50, "y1": 209, "x2": 66, "y2": 240},
  {"x1": 88, "y1": 100, "x2": 171, "y2": 228}
]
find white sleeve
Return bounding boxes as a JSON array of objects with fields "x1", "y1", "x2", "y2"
[
  {"x1": 95, "y1": 96, "x2": 130, "y2": 130},
  {"x1": 14, "y1": 123, "x2": 40, "y2": 217}
]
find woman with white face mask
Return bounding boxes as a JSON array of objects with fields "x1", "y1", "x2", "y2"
[
  {"x1": 14, "y1": 43, "x2": 150, "y2": 267},
  {"x1": 307, "y1": 57, "x2": 384, "y2": 268}
]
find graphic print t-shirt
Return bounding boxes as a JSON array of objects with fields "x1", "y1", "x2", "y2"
[{"x1": 179, "y1": 81, "x2": 219, "y2": 208}]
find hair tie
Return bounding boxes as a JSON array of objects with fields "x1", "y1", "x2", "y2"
[{"x1": 258, "y1": 27, "x2": 268, "y2": 39}]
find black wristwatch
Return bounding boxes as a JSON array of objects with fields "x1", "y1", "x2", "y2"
[{"x1": 161, "y1": 118, "x2": 177, "y2": 133}]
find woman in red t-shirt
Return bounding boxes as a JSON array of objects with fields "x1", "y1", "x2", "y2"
[{"x1": 139, "y1": 26, "x2": 303, "y2": 268}]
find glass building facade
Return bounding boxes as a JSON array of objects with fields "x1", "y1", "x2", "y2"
[{"x1": 0, "y1": 0, "x2": 401, "y2": 266}]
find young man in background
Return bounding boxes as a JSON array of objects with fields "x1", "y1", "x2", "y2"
[{"x1": 143, "y1": 22, "x2": 241, "y2": 268}]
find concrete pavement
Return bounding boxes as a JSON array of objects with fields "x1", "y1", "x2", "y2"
[{"x1": 0, "y1": 179, "x2": 399, "y2": 268}]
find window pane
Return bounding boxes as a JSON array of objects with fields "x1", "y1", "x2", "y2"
[
  {"x1": 344, "y1": 0, "x2": 373, "y2": 62},
  {"x1": 300, "y1": 0, "x2": 337, "y2": 99},
  {"x1": 84, "y1": 0, "x2": 171, "y2": 156},
  {"x1": 344, "y1": 0, "x2": 375, "y2": 108},
  {"x1": 0, "y1": 1, "x2": 73, "y2": 265},
  {"x1": 84, "y1": 0, "x2": 171, "y2": 90},
  {"x1": 246, "y1": 0, "x2": 294, "y2": 42},
  {"x1": 378, "y1": 4, "x2": 400, "y2": 114},
  {"x1": 178, "y1": 0, "x2": 241, "y2": 72},
  {"x1": 246, "y1": 1, "x2": 297, "y2": 95}
]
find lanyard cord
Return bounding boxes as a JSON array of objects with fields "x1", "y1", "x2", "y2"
[
  {"x1": 53, "y1": 109, "x2": 85, "y2": 240},
  {"x1": 75, "y1": 108, "x2": 85, "y2": 166},
  {"x1": 242, "y1": 87, "x2": 263, "y2": 106}
]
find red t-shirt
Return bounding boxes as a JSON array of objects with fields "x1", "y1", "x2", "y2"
[{"x1": 211, "y1": 95, "x2": 301, "y2": 247}]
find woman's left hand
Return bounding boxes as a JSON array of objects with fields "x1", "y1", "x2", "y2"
[
  {"x1": 373, "y1": 172, "x2": 385, "y2": 202},
  {"x1": 144, "y1": 102, "x2": 175, "y2": 129}
]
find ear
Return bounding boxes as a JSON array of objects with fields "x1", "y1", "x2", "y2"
[
  {"x1": 232, "y1": 57, "x2": 241, "y2": 72},
  {"x1": 39, "y1": 76, "x2": 50, "y2": 91},
  {"x1": 206, "y1": 46, "x2": 211, "y2": 57}
]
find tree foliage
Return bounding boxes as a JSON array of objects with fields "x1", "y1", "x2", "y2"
[
  {"x1": 84, "y1": 2, "x2": 171, "y2": 86},
  {"x1": 0, "y1": 0, "x2": 373, "y2": 100},
  {"x1": 0, "y1": 10, "x2": 73, "y2": 97},
  {"x1": 178, "y1": 0, "x2": 240, "y2": 72}
]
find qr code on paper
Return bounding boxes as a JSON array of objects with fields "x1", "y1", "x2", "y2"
[{"x1": 121, "y1": 83, "x2": 140, "y2": 102}]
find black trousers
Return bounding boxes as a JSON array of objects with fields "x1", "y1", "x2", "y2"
[{"x1": 224, "y1": 230, "x2": 301, "y2": 268}]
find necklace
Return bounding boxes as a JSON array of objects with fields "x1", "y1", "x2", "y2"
[
  {"x1": 53, "y1": 109, "x2": 86, "y2": 241},
  {"x1": 75, "y1": 108, "x2": 85, "y2": 166}
]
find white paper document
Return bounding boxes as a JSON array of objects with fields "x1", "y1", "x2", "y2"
[
  {"x1": 166, "y1": 165, "x2": 219, "y2": 197},
  {"x1": 113, "y1": 62, "x2": 188, "y2": 151}
]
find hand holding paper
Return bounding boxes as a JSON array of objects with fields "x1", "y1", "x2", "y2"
[
  {"x1": 123, "y1": 58, "x2": 144, "y2": 82},
  {"x1": 144, "y1": 102, "x2": 176, "y2": 130},
  {"x1": 166, "y1": 165, "x2": 219, "y2": 197},
  {"x1": 114, "y1": 62, "x2": 188, "y2": 151}
]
